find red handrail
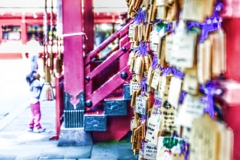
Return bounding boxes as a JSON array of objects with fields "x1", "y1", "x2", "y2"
[
  {"x1": 84, "y1": 20, "x2": 133, "y2": 99},
  {"x1": 84, "y1": 20, "x2": 133, "y2": 66},
  {"x1": 100, "y1": 45, "x2": 119, "y2": 60},
  {"x1": 50, "y1": 75, "x2": 64, "y2": 140},
  {"x1": 85, "y1": 41, "x2": 131, "y2": 84},
  {"x1": 52, "y1": 18, "x2": 133, "y2": 136},
  {"x1": 86, "y1": 65, "x2": 131, "y2": 108}
]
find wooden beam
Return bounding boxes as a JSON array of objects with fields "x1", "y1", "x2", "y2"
[
  {"x1": 62, "y1": 0, "x2": 85, "y2": 107},
  {"x1": 83, "y1": 0, "x2": 94, "y2": 55}
]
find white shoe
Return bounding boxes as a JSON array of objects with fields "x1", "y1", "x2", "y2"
[
  {"x1": 26, "y1": 127, "x2": 33, "y2": 132},
  {"x1": 33, "y1": 128, "x2": 46, "y2": 133}
]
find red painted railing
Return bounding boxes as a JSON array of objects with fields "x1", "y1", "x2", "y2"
[
  {"x1": 86, "y1": 42, "x2": 131, "y2": 83},
  {"x1": 84, "y1": 20, "x2": 133, "y2": 66},
  {"x1": 50, "y1": 75, "x2": 64, "y2": 140},
  {"x1": 86, "y1": 66, "x2": 131, "y2": 108},
  {"x1": 52, "y1": 20, "x2": 133, "y2": 136},
  {"x1": 84, "y1": 20, "x2": 133, "y2": 109}
]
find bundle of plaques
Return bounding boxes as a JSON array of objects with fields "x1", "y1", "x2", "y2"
[{"x1": 126, "y1": 0, "x2": 233, "y2": 159}]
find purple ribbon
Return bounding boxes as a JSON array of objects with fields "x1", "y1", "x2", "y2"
[
  {"x1": 172, "y1": 132, "x2": 179, "y2": 138},
  {"x1": 199, "y1": 81, "x2": 221, "y2": 118},
  {"x1": 172, "y1": 68, "x2": 184, "y2": 79},
  {"x1": 187, "y1": 21, "x2": 201, "y2": 31},
  {"x1": 152, "y1": 19, "x2": 163, "y2": 25},
  {"x1": 141, "y1": 141, "x2": 145, "y2": 153},
  {"x1": 178, "y1": 140, "x2": 190, "y2": 160},
  {"x1": 138, "y1": 42, "x2": 148, "y2": 56},
  {"x1": 187, "y1": 3, "x2": 224, "y2": 42},
  {"x1": 200, "y1": 19, "x2": 221, "y2": 42},
  {"x1": 213, "y1": 2, "x2": 224, "y2": 19},
  {"x1": 140, "y1": 115, "x2": 147, "y2": 124},
  {"x1": 151, "y1": 55, "x2": 158, "y2": 69},
  {"x1": 134, "y1": 8, "x2": 146, "y2": 24},
  {"x1": 161, "y1": 68, "x2": 184, "y2": 79},
  {"x1": 179, "y1": 91, "x2": 187, "y2": 104},
  {"x1": 161, "y1": 68, "x2": 172, "y2": 76},
  {"x1": 134, "y1": 42, "x2": 148, "y2": 56},
  {"x1": 180, "y1": 140, "x2": 185, "y2": 154},
  {"x1": 183, "y1": 142, "x2": 190, "y2": 160},
  {"x1": 166, "y1": 22, "x2": 172, "y2": 32},
  {"x1": 140, "y1": 77, "x2": 147, "y2": 95},
  {"x1": 154, "y1": 98, "x2": 162, "y2": 115}
]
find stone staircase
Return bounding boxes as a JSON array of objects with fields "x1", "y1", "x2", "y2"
[{"x1": 83, "y1": 83, "x2": 132, "y2": 140}]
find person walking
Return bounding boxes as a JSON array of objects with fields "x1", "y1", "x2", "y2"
[
  {"x1": 26, "y1": 34, "x2": 41, "y2": 72},
  {"x1": 27, "y1": 72, "x2": 45, "y2": 133}
]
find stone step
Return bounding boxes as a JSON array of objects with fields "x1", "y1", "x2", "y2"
[
  {"x1": 123, "y1": 83, "x2": 131, "y2": 100},
  {"x1": 82, "y1": 84, "x2": 130, "y2": 132},
  {"x1": 104, "y1": 96, "x2": 127, "y2": 116},
  {"x1": 83, "y1": 111, "x2": 107, "y2": 131}
]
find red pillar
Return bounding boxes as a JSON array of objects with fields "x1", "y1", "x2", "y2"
[
  {"x1": 58, "y1": 0, "x2": 93, "y2": 146},
  {"x1": 83, "y1": 0, "x2": 94, "y2": 96},
  {"x1": 21, "y1": 18, "x2": 27, "y2": 44},
  {"x1": 221, "y1": 1, "x2": 240, "y2": 159},
  {"x1": 62, "y1": 0, "x2": 84, "y2": 107},
  {"x1": 222, "y1": 17, "x2": 240, "y2": 160},
  {"x1": 0, "y1": 24, "x2": 2, "y2": 44},
  {"x1": 223, "y1": 18, "x2": 240, "y2": 81},
  {"x1": 83, "y1": 0, "x2": 94, "y2": 55}
]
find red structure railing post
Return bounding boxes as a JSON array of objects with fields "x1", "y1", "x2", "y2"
[
  {"x1": 50, "y1": 75, "x2": 64, "y2": 140},
  {"x1": 62, "y1": 0, "x2": 84, "y2": 93},
  {"x1": 21, "y1": 20, "x2": 27, "y2": 44},
  {"x1": 0, "y1": 25, "x2": 2, "y2": 44},
  {"x1": 119, "y1": 35, "x2": 130, "y2": 70},
  {"x1": 83, "y1": 0, "x2": 94, "y2": 97},
  {"x1": 62, "y1": 0, "x2": 85, "y2": 127},
  {"x1": 83, "y1": 21, "x2": 133, "y2": 108},
  {"x1": 84, "y1": 20, "x2": 133, "y2": 66},
  {"x1": 222, "y1": 17, "x2": 240, "y2": 160},
  {"x1": 83, "y1": 0, "x2": 94, "y2": 55}
]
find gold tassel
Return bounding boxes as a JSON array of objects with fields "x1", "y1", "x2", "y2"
[
  {"x1": 56, "y1": 58, "x2": 61, "y2": 74},
  {"x1": 50, "y1": 53, "x2": 54, "y2": 70},
  {"x1": 45, "y1": 66, "x2": 51, "y2": 83},
  {"x1": 148, "y1": 5, "x2": 153, "y2": 22},
  {"x1": 41, "y1": 66, "x2": 54, "y2": 101}
]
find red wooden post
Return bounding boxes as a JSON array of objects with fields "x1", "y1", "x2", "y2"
[
  {"x1": 49, "y1": 75, "x2": 64, "y2": 140},
  {"x1": 62, "y1": 0, "x2": 85, "y2": 129},
  {"x1": 119, "y1": 35, "x2": 130, "y2": 70},
  {"x1": 21, "y1": 22, "x2": 27, "y2": 44},
  {"x1": 0, "y1": 24, "x2": 2, "y2": 44},
  {"x1": 59, "y1": 0, "x2": 95, "y2": 145},
  {"x1": 118, "y1": 21, "x2": 132, "y2": 71},
  {"x1": 83, "y1": 0, "x2": 94, "y2": 55},
  {"x1": 83, "y1": 0, "x2": 94, "y2": 99},
  {"x1": 222, "y1": 18, "x2": 240, "y2": 160}
]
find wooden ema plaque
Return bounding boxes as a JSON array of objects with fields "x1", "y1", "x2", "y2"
[
  {"x1": 190, "y1": 114, "x2": 220, "y2": 160},
  {"x1": 145, "y1": 114, "x2": 161, "y2": 145},
  {"x1": 181, "y1": 0, "x2": 215, "y2": 22},
  {"x1": 160, "y1": 98, "x2": 177, "y2": 134},
  {"x1": 183, "y1": 66, "x2": 199, "y2": 95},
  {"x1": 177, "y1": 94, "x2": 204, "y2": 128}
]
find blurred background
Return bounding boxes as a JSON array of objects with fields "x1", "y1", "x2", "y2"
[{"x1": 0, "y1": 0, "x2": 128, "y2": 59}]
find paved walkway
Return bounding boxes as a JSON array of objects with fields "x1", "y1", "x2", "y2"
[
  {"x1": 0, "y1": 59, "x2": 30, "y2": 121},
  {"x1": 0, "y1": 100, "x2": 137, "y2": 160},
  {"x1": 0, "y1": 60, "x2": 137, "y2": 160}
]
